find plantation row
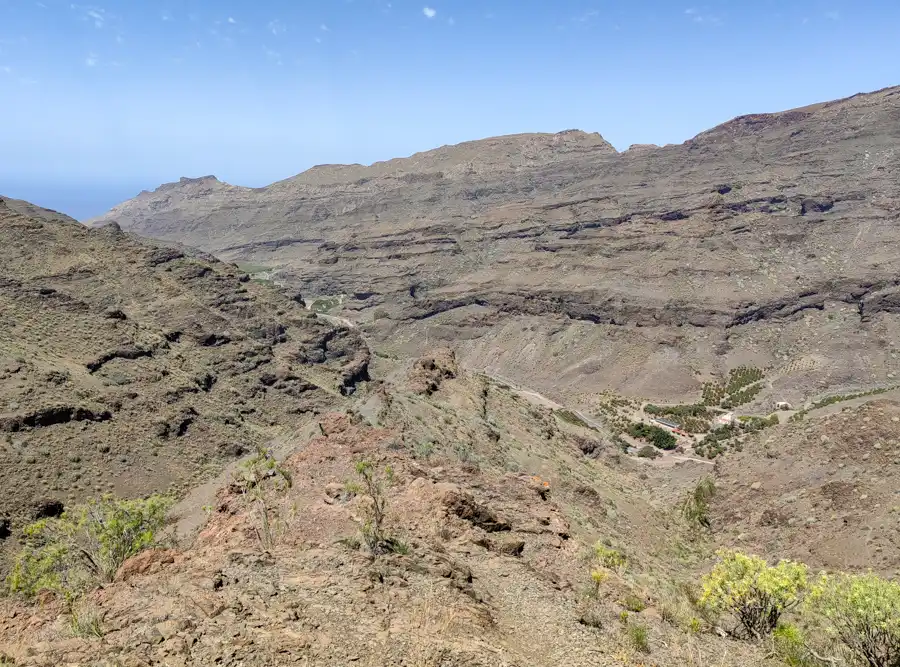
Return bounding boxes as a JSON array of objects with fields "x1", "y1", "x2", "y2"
[{"x1": 701, "y1": 366, "x2": 766, "y2": 408}]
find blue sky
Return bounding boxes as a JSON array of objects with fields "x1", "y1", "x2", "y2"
[{"x1": 0, "y1": 0, "x2": 897, "y2": 219}]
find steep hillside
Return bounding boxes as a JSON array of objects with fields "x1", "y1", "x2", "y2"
[
  {"x1": 0, "y1": 196, "x2": 369, "y2": 541},
  {"x1": 2, "y1": 347, "x2": 897, "y2": 665},
  {"x1": 89, "y1": 87, "x2": 900, "y2": 407},
  {"x1": 710, "y1": 399, "x2": 900, "y2": 574}
]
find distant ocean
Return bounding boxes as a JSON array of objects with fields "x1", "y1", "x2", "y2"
[{"x1": 0, "y1": 181, "x2": 148, "y2": 222}]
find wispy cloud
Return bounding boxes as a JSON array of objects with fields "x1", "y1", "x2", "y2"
[
  {"x1": 85, "y1": 52, "x2": 98, "y2": 66},
  {"x1": 227, "y1": 16, "x2": 236, "y2": 24},
  {"x1": 825, "y1": 10, "x2": 840, "y2": 20},
  {"x1": 268, "y1": 19, "x2": 286, "y2": 35},
  {"x1": 447, "y1": 16, "x2": 455, "y2": 26},
  {"x1": 684, "y1": 7, "x2": 721, "y2": 24},
  {"x1": 161, "y1": 12, "x2": 172, "y2": 22},
  {"x1": 320, "y1": 23, "x2": 329, "y2": 31},
  {"x1": 86, "y1": 7, "x2": 106, "y2": 28},
  {"x1": 71, "y1": 4, "x2": 126, "y2": 33},
  {"x1": 423, "y1": 6, "x2": 436, "y2": 19},
  {"x1": 1, "y1": 66, "x2": 11, "y2": 74},
  {"x1": 264, "y1": 47, "x2": 282, "y2": 65},
  {"x1": 577, "y1": 9, "x2": 599, "y2": 23}
]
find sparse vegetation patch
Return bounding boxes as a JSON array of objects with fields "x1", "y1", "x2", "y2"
[
  {"x1": 702, "y1": 366, "x2": 766, "y2": 409},
  {"x1": 7, "y1": 494, "x2": 172, "y2": 598},
  {"x1": 681, "y1": 477, "x2": 715, "y2": 530},
  {"x1": 627, "y1": 422, "x2": 677, "y2": 450},
  {"x1": 347, "y1": 460, "x2": 406, "y2": 556},
  {"x1": 309, "y1": 295, "x2": 344, "y2": 313},
  {"x1": 791, "y1": 385, "x2": 899, "y2": 421},
  {"x1": 645, "y1": 404, "x2": 713, "y2": 433},
  {"x1": 554, "y1": 409, "x2": 590, "y2": 429}
]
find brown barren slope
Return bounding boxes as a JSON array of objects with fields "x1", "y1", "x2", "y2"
[
  {"x1": 0, "y1": 196, "x2": 369, "y2": 540},
  {"x1": 2, "y1": 347, "x2": 897, "y2": 666},
  {"x1": 89, "y1": 86, "x2": 900, "y2": 408}
]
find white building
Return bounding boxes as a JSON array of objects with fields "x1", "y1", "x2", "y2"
[{"x1": 714, "y1": 411, "x2": 736, "y2": 427}]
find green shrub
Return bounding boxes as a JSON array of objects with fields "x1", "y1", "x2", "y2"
[
  {"x1": 657, "y1": 588, "x2": 695, "y2": 628},
  {"x1": 350, "y1": 460, "x2": 394, "y2": 555},
  {"x1": 7, "y1": 494, "x2": 172, "y2": 598},
  {"x1": 742, "y1": 414, "x2": 780, "y2": 432},
  {"x1": 413, "y1": 441, "x2": 436, "y2": 460},
  {"x1": 231, "y1": 446, "x2": 292, "y2": 493},
  {"x1": 622, "y1": 594, "x2": 647, "y2": 612},
  {"x1": 385, "y1": 538, "x2": 410, "y2": 555},
  {"x1": 697, "y1": 425, "x2": 739, "y2": 458},
  {"x1": 681, "y1": 477, "x2": 716, "y2": 530},
  {"x1": 627, "y1": 423, "x2": 677, "y2": 450},
  {"x1": 808, "y1": 572, "x2": 900, "y2": 667},
  {"x1": 645, "y1": 403, "x2": 709, "y2": 417},
  {"x1": 590, "y1": 568, "x2": 609, "y2": 593},
  {"x1": 69, "y1": 602, "x2": 105, "y2": 638},
  {"x1": 627, "y1": 623, "x2": 650, "y2": 653},
  {"x1": 699, "y1": 550, "x2": 809, "y2": 640},
  {"x1": 231, "y1": 447, "x2": 293, "y2": 550},
  {"x1": 452, "y1": 441, "x2": 476, "y2": 463},
  {"x1": 595, "y1": 543, "x2": 627, "y2": 572},
  {"x1": 772, "y1": 623, "x2": 814, "y2": 667}
]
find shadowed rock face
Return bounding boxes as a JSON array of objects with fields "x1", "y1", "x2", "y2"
[
  {"x1": 89, "y1": 87, "x2": 900, "y2": 404},
  {"x1": 0, "y1": 197, "x2": 368, "y2": 533}
]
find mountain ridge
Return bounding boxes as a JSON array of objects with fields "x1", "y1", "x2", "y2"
[
  {"x1": 87, "y1": 84, "x2": 900, "y2": 407},
  {"x1": 100, "y1": 84, "x2": 900, "y2": 200}
]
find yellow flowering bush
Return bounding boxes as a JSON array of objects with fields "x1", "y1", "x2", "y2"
[
  {"x1": 7, "y1": 494, "x2": 172, "y2": 598},
  {"x1": 808, "y1": 572, "x2": 900, "y2": 667},
  {"x1": 595, "y1": 543, "x2": 627, "y2": 573},
  {"x1": 699, "y1": 549, "x2": 809, "y2": 639}
]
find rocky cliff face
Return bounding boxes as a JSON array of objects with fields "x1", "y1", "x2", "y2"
[
  {"x1": 89, "y1": 86, "x2": 900, "y2": 406},
  {"x1": 0, "y1": 197, "x2": 369, "y2": 537}
]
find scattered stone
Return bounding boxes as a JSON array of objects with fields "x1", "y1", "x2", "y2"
[{"x1": 495, "y1": 538, "x2": 526, "y2": 557}]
